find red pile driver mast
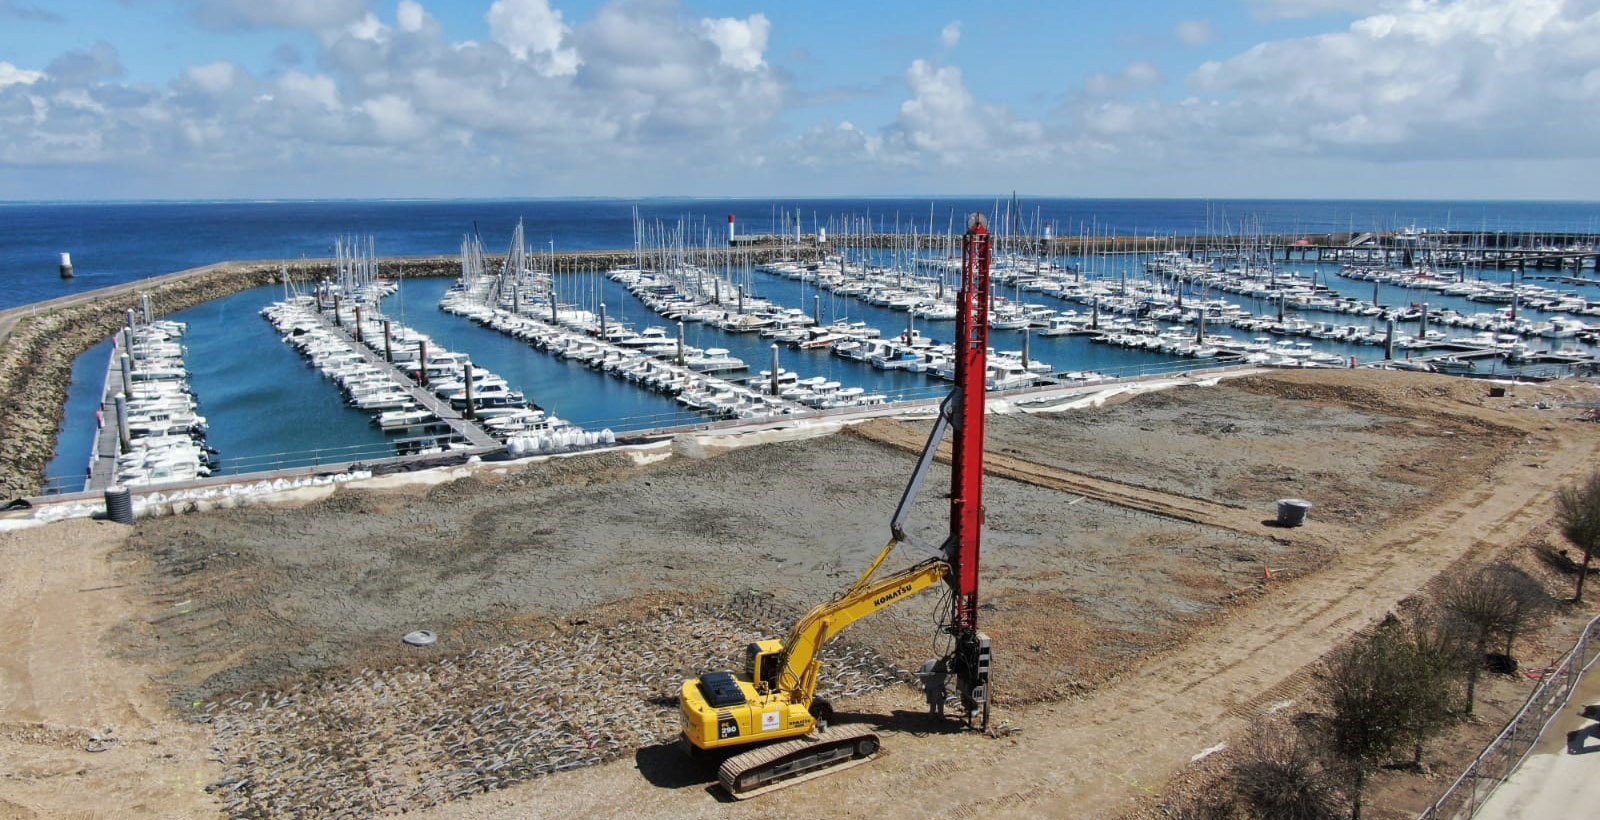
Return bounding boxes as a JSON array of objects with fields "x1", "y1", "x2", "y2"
[
  {"x1": 949, "y1": 214, "x2": 989, "y2": 633},
  {"x1": 949, "y1": 214, "x2": 992, "y2": 724},
  {"x1": 888, "y1": 212, "x2": 993, "y2": 729}
]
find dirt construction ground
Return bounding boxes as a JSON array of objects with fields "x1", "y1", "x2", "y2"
[{"x1": 4, "y1": 369, "x2": 1599, "y2": 820}]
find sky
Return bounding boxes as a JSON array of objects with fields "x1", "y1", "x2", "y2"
[{"x1": 1, "y1": 0, "x2": 1598, "y2": 200}]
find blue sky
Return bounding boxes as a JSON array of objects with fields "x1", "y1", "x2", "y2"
[{"x1": 1, "y1": 0, "x2": 1596, "y2": 199}]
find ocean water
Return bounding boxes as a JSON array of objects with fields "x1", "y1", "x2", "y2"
[
  {"x1": 5, "y1": 197, "x2": 1600, "y2": 312},
  {"x1": 18, "y1": 197, "x2": 1600, "y2": 492}
]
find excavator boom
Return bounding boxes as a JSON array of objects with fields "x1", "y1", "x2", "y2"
[{"x1": 776, "y1": 554, "x2": 951, "y2": 696}]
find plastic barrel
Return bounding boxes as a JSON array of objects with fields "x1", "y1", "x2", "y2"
[
  {"x1": 104, "y1": 485, "x2": 134, "y2": 524},
  {"x1": 1276, "y1": 498, "x2": 1312, "y2": 527}
]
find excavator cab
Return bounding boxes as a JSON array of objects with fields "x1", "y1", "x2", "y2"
[{"x1": 745, "y1": 639, "x2": 784, "y2": 693}]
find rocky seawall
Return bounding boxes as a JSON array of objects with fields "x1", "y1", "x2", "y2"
[{"x1": 0, "y1": 258, "x2": 461, "y2": 499}]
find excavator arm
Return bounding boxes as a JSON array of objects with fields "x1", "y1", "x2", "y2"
[{"x1": 774, "y1": 546, "x2": 950, "y2": 700}]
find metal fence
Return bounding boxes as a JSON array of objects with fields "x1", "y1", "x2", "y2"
[{"x1": 1418, "y1": 613, "x2": 1600, "y2": 820}]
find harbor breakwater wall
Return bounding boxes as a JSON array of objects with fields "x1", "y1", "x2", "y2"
[{"x1": 0, "y1": 244, "x2": 821, "y2": 499}]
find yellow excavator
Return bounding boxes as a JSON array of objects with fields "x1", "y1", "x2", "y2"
[{"x1": 677, "y1": 215, "x2": 997, "y2": 798}]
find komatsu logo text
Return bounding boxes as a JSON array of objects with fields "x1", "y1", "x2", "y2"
[{"x1": 873, "y1": 584, "x2": 913, "y2": 607}]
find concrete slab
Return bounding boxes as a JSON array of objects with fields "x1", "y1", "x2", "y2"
[{"x1": 1475, "y1": 656, "x2": 1600, "y2": 820}]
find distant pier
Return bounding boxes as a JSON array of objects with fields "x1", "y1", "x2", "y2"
[
  {"x1": 86, "y1": 339, "x2": 124, "y2": 491},
  {"x1": 307, "y1": 308, "x2": 502, "y2": 450},
  {"x1": 825, "y1": 230, "x2": 1600, "y2": 271}
]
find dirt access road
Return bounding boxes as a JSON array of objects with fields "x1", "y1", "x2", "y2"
[
  {"x1": 1, "y1": 369, "x2": 1594, "y2": 820},
  {"x1": 0, "y1": 518, "x2": 219, "y2": 820}
]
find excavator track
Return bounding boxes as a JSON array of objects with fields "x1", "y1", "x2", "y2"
[{"x1": 717, "y1": 725, "x2": 880, "y2": 800}]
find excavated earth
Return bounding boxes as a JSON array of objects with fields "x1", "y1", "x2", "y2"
[{"x1": 2, "y1": 368, "x2": 1593, "y2": 820}]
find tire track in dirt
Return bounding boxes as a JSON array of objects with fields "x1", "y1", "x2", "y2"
[
  {"x1": 0, "y1": 519, "x2": 220, "y2": 819},
  {"x1": 848, "y1": 418, "x2": 1349, "y2": 545}
]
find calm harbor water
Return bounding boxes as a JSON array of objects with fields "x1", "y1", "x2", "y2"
[{"x1": 26, "y1": 197, "x2": 1600, "y2": 491}]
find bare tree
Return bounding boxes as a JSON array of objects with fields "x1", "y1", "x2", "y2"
[
  {"x1": 1230, "y1": 730, "x2": 1343, "y2": 820},
  {"x1": 1554, "y1": 469, "x2": 1600, "y2": 602},
  {"x1": 1169, "y1": 728, "x2": 1342, "y2": 820},
  {"x1": 1436, "y1": 563, "x2": 1553, "y2": 714},
  {"x1": 1393, "y1": 613, "x2": 1470, "y2": 767},
  {"x1": 1321, "y1": 628, "x2": 1414, "y2": 820},
  {"x1": 1498, "y1": 568, "x2": 1556, "y2": 659}
]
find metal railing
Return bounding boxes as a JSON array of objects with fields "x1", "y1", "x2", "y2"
[{"x1": 1419, "y1": 612, "x2": 1600, "y2": 820}]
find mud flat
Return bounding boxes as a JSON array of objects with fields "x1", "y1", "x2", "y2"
[{"x1": 2, "y1": 369, "x2": 1597, "y2": 820}]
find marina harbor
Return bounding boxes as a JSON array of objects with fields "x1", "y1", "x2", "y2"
[{"x1": 36, "y1": 219, "x2": 1600, "y2": 496}]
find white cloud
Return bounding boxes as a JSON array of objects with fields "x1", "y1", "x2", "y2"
[
  {"x1": 940, "y1": 20, "x2": 962, "y2": 47},
  {"x1": 890, "y1": 59, "x2": 1045, "y2": 163},
  {"x1": 1175, "y1": 19, "x2": 1215, "y2": 45},
  {"x1": 897, "y1": 60, "x2": 980, "y2": 156},
  {"x1": 180, "y1": 61, "x2": 241, "y2": 95},
  {"x1": 396, "y1": 1, "x2": 426, "y2": 33},
  {"x1": 44, "y1": 41, "x2": 123, "y2": 86},
  {"x1": 189, "y1": 0, "x2": 371, "y2": 31},
  {"x1": 0, "y1": 0, "x2": 794, "y2": 193},
  {"x1": 701, "y1": 14, "x2": 770, "y2": 71},
  {"x1": 362, "y1": 93, "x2": 424, "y2": 141},
  {"x1": 1180, "y1": 0, "x2": 1600, "y2": 160},
  {"x1": 573, "y1": 0, "x2": 782, "y2": 144},
  {"x1": 797, "y1": 119, "x2": 886, "y2": 165},
  {"x1": 6, "y1": 0, "x2": 1599, "y2": 198},
  {"x1": 487, "y1": 0, "x2": 579, "y2": 76},
  {"x1": 344, "y1": 12, "x2": 388, "y2": 43},
  {"x1": 0, "y1": 61, "x2": 44, "y2": 88},
  {"x1": 275, "y1": 70, "x2": 341, "y2": 112},
  {"x1": 784, "y1": 0, "x2": 1600, "y2": 193}
]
